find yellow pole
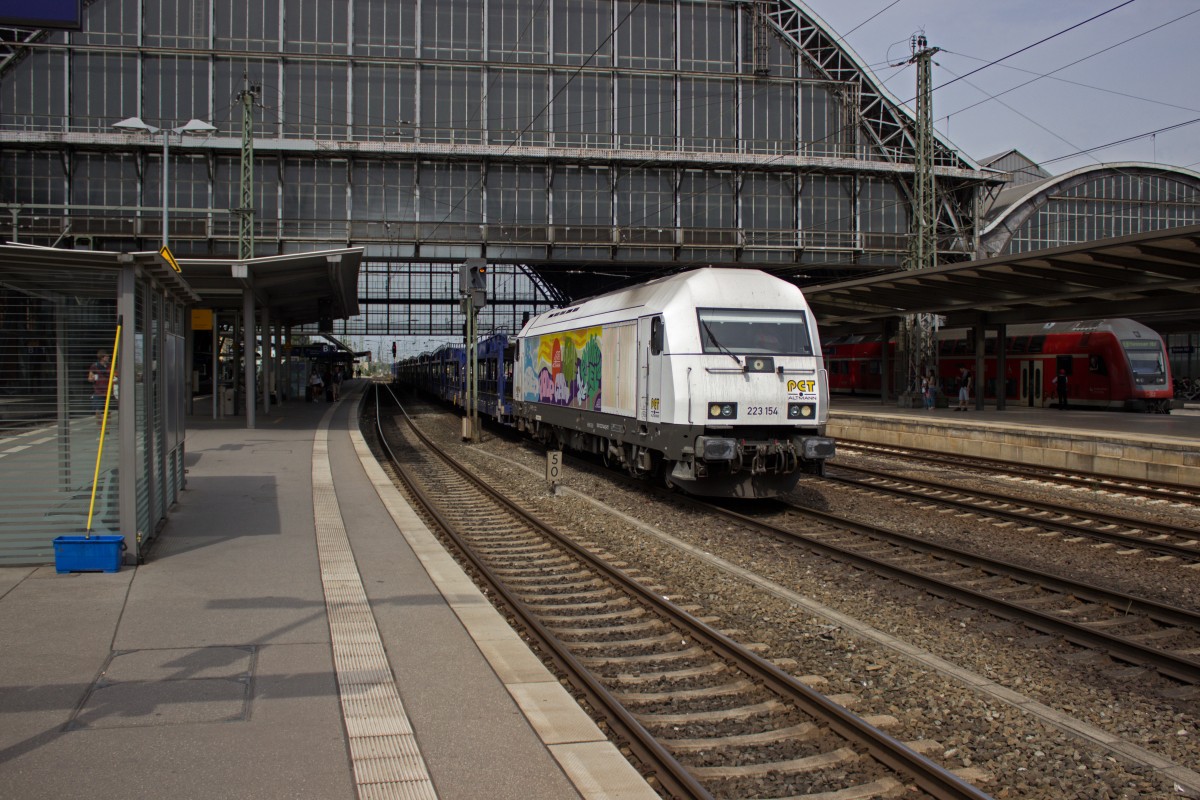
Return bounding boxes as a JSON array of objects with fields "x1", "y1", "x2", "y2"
[{"x1": 86, "y1": 323, "x2": 122, "y2": 536}]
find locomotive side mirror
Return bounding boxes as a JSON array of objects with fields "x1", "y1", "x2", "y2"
[{"x1": 650, "y1": 316, "x2": 664, "y2": 355}]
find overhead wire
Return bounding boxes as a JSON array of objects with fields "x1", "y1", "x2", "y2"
[
  {"x1": 905, "y1": 0, "x2": 1139, "y2": 102},
  {"x1": 936, "y1": 7, "x2": 1200, "y2": 124}
]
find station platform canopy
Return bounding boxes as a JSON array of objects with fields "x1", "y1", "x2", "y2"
[
  {"x1": 177, "y1": 248, "x2": 363, "y2": 327},
  {"x1": 0, "y1": 243, "x2": 200, "y2": 304},
  {"x1": 806, "y1": 224, "x2": 1200, "y2": 336}
]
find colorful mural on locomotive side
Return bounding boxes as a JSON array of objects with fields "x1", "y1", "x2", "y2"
[{"x1": 521, "y1": 325, "x2": 603, "y2": 410}]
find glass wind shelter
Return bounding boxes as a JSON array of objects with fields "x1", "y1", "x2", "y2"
[{"x1": 0, "y1": 246, "x2": 198, "y2": 566}]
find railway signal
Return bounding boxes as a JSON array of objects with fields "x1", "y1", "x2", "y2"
[{"x1": 460, "y1": 259, "x2": 488, "y2": 443}]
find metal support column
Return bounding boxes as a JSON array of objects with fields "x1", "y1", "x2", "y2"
[
  {"x1": 243, "y1": 288, "x2": 256, "y2": 429},
  {"x1": 184, "y1": 309, "x2": 194, "y2": 416},
  {"x1": 974, "y1": 319, "x2": 986, "y2": 411},
  {"x1": 879, "y1": 319, "x2": 892, "y2": 404},
  {"x1": 117, "y1": 259, "x2": 138, "y2": 564},
  {"x1": 274, "y1": 321, "x2": 283, "y2": 402},
  {"x1": 55, "y1": 299, "x2": 70, "y2": 491},
  {"x1": 261, "y1": 304, "x2": 270, "y2": 415},
  {"x1": 212, "y1": 313, "x2": 219, "y2": 419},
  {"x1": 995, "y1": 323, "x2": 1007, "y2": 411}
]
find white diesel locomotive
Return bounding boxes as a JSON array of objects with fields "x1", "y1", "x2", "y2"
[{"x1": 513, "y1": 268, "x2": 835, "y2": 498}]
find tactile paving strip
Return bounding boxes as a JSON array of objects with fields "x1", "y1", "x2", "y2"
[{"x1": 313, "y1": 417, "x2": 438, "y2": 800}]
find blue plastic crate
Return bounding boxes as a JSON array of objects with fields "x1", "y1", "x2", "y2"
[{"x1": 53, "y1": 535, "x2": 126, "y2": 574}]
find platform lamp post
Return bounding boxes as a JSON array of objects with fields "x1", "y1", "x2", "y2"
[{"x1": 113, "y1": 117, "x2": 216, "y2": 248}]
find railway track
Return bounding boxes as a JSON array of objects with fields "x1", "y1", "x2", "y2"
[
  {"x1": 826, "y1": 463, "x2": 1200, "y2": 562},
  {"x1": 676, "y1": 496, "x2": 1200, "y2": 687},
  {"x1": 367, "y1": 387, "x2": 992, "y2": 800},
  {"x1": 835, "y1": 439, "x2": 1198, "y2": 506},
  {"x1": 486, "y1": 431, "x2": 1200, "y2": 686}
]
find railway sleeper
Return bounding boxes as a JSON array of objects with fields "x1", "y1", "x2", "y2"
[
  {"x1": 474, "y1": 544, "x2": 555, "y2": 557},
  {"x1": 1124, "y1": 627, "x2": 1188, "y2": 644},
  {"x1": 615, "y1": 678, "x2": 755, "y2": 705},
  {"x1": 610, "y1": 662, "x2": 728, "y2": 686},
  {"x1": 519, "y1": 588, "x2": 615, "y2": 604},
  {"x1": 635, "y1": 698, "x2": 785, "y2": 726},
  {"x1": 550, "y1": 619, "x2": 666, "y2": 637},
  {"x1": 688, "y1": 745, "x2": 860, "y2": 780},
  {"x1": 579, "y1": 644, "x2": 707, "y2": 667},
  {"x1": 665, "y1": 722, "x2": 818, "y2": 753},
  {"x1": 564, "y1": 631, "x2": 682, "y2": 652},
  {"x1": 537, "y1": 607, "x2": 646, "y2": 624},
  {"x1": 523, "y1": 598, "x2": 628, "y2": 613},
  {"x1": 492, "y1": 556, "x2": 574, "y2": 573},
  {"x1": 501, "y1": 577, "x2": 604, "y2": 592},
  {"x1": 1079, "y1": 616, "x2": 1142, "y2": 630}
]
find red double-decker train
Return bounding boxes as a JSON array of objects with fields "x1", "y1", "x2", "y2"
[{"x1": 824, "y1": 318, "x2": 1174, "y2": 413}]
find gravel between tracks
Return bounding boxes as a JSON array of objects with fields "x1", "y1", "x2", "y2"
[{"x1": 396, "y1": 404, "x2": 1200, "y2": 800}]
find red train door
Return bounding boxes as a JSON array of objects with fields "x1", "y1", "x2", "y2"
[{"x1": 1019, "y1": 360, "x2": 1043, "y2": 407}]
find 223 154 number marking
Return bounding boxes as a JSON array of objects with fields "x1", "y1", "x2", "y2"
[{"x1": 746, "y1": 406, "x2": 779, "y2": 416}]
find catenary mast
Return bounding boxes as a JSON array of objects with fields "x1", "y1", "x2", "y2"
[{"x1": 903, "y1": 34, "x2": 941, "y2": 402}]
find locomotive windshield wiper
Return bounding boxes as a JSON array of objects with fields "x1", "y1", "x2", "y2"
[{"x1": 701, "y1": 320, "x2": 742, "y2": 366}]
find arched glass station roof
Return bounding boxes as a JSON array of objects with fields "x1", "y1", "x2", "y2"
[{"x1": 1, "y1": 0, "x2": 992, "y2": 337}]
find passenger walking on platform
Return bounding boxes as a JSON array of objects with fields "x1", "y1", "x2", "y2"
[
  {"x1": 955, "y1": 366, "x2": 972, "y2": 411},
  {"x1": 332, "y1": 367, "x2": 342, "y2": 401},
  {"x1": 308, "y1": 368, "x2": 323, "y2": 403},
  {"x1": 323, "y1": 368, "x2": 335, "y2": 402},
  {"x1": 1056, "y1": 369, "x2": 1069, "y2": 410},
  {"x1": 88, "y1": 350, "x2": 111, "y2": 420}
]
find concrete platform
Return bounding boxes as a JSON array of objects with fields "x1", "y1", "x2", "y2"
[
  {"x1": 0, "y1": 380, "x2": 657, "y2": 800},
  {"x1": 828, "y1": 396, "x2": 1200, "y2": 486}
]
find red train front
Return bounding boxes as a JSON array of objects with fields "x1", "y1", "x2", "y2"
[{"x1": 825, "y1": 319, "x2": 1174, "y2": 413}]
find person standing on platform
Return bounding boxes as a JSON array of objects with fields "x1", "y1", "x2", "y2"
[
  {"x1": 955, "y1": 366, "x2": 972, "y2": 411},
  {"x1": 1056, "y1": 369, "x2": 1069, "y2": 410},
  {"x1": 922, "y1": 371, "x2": 936, "y2": 410},
  {"x1": 308, "y1": 368, "x2": 323, "y2": 403},
  {"x1": 88, "y1": 350, "x2": 111, "y2": 420}
]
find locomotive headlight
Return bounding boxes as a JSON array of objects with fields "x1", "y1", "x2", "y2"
[
  {"x1": 788, "y1": 402, "x2": 815, "y2": 419},
  {"x1": 708, "y1": 402, "x2": 737, "y2": 419}
]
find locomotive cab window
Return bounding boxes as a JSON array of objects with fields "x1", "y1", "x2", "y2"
[
  {"x1": 1123, "y1": 339, "x2": 1168, "y2": 385},
  {"x1": 697, "y1": 308, "x2": 813, "y2": 356}
]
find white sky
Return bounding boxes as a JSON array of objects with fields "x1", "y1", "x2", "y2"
[{"x1": 809, "y1": 0, "x2": 1200, "y2": 174}]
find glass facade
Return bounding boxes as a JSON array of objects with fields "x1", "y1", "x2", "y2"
[
  {"x1": 988, "y1": 169, "x2": 1200, "y2": 255},
  {"x1": 1, "y1": 0, "x2": 986, "y2": 335},
  {"x1": 978, "y1": 165, "x2": 1200, "y2": 395}
]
